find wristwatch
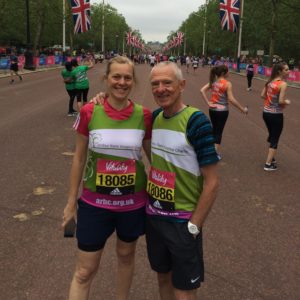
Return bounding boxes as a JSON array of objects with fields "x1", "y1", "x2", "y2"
[{"x1": 187, "y1": 221, "x2": 200, "y2": 235}]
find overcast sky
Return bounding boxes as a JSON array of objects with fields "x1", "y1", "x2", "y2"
[{"x1": 93, "y1": 0, "x2": 206, "y2": 43}]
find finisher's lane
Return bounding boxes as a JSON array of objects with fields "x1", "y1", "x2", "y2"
[{"x1": 0, "y1": 63, "x2": 299, "y2": 299}]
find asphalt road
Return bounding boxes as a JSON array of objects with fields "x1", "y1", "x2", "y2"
[{"x1": 0, "y1": 63, "x2": 299, "y2": 300}]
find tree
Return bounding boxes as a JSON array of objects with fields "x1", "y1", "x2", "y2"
[{"x1": 170, "y1": 0, "x2": 300, "y2": 63}]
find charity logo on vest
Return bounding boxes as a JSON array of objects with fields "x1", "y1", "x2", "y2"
[
  {"x1": 151, "y1": 170, "x2": 167, "y2": 186},
  {"x1": 106, "y1": 161, "x2": 129, "y2": 173},
  {"x1": 96, "y1": 159, "x2": 136, "y2": 195},
  {"x1": 147, "y1": 167, "x2": 175, "y2": 211}
]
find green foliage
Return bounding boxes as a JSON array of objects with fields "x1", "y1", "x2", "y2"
[
  {"x1": 172, "y1": 0, "x2": 300, "y2": 61},
  {"x1": 0, "y1": 0, "x2": 132, "y2": 53}
]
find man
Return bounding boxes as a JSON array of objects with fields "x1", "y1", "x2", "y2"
[
  {"x1": 9, "y1": 52, "x2": 22, "y2": 84},
  {"x1": 146, "y1": 61, "x2": 219, "y2": 300}
]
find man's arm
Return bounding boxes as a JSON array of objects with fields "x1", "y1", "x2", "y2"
[{"x1": 190, "y1": 163, "x2": 219, "y2": 228}]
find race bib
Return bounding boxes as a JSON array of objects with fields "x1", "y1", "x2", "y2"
[
  {"x1": 96, "y1": 159, "x2": 136, "y2": 196},
  {"x1": 147, "y1": 167, "x2": 175, "y2": 211}
]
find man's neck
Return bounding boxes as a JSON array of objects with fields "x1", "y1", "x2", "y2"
[{"x1": 163, "y1": 103, "x2": 187, "y2": 118}]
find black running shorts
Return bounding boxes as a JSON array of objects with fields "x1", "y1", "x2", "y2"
[
  {"x1": 146, "y1": 216, "x2": 204, "y2": 290},
  {"x1": 76, "y1": 199, "x2": 145, "y2": 252}
]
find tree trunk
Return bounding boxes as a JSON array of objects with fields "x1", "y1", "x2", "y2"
[
  {"x1": 268, "y1": 0, "x2": 279, "y2": 67},
  {"x1": 33, "y1": 0, "x2": 46, "y2": 52}
]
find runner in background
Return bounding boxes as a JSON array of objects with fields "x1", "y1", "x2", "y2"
[
  {"x1": 62, "y1": 56, "x2": 152, "y2": 300},
  {"x1": 246, "y1": 60, "x2": 254, "y2": 91},
  {"x1": 261, "y1": 62, "x2": 291, "y2": 171},
  {"x1": 71, "y1": 58, "x2": 94, "y2": 112},
  {"x1": 9, "y1": 52, "x2": 22, "y2": 84},
  {"x1": 185, "y1": 55, "x2": 191, "y2": 73},
  {"x1": 192, "y1": 57, "x2": 199, "y2": 74},
  {"x1": 61, "y1": 62, "x2": 77, "y2": 116},
  {"x1": 200, "y1": 65, "x2": 248, "y2": 158}
]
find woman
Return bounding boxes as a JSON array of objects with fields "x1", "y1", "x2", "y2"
[
  {"x1": 261, "y1": 62, "x2": 291, "y2": 171},
  {"x1": 246, "y1": 60, "x2": 254, "y2": 91},
  {"x1": 62, "y1": 56, "x2": 152, "y2": 300},
  {"x1": 71, "y1": 58, "x2": 94, "y2": 111},
  {"x1": 61, "y1": 61, "x2": 77, "y2": 116},
  {"x1": 192, "y1": 57, "x2": 199, "y2": 74},
  {"x1": 200, "y1": 65, "x2": 248, "y2": 156}
]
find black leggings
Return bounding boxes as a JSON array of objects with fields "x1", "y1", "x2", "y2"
[
  {"x1": 247, "y1": 74, "x2": 253, "y2": 88},
  {"x1": 209, "y1": 110, "x2": 229, "y2": 145},
  {"x1": 67, "y1": 89, "x2": 77, "y2": 112},
  {"x1": 76, "y1": 88, "x2": 89, "y2": 102},
  {"x1": 263, "y1": 112, "x2": 283, "y2": 149}
]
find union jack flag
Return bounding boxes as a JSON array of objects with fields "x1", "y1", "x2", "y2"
[
  {"x1": 126, "y1": 32, "x2": 133, "y2": 46},
  {"x1": 219, "y1": 0, "x2": 240, "y2": 32},
  {"x1": 176, "y1": 32, "x2": 184, "y2": 46},
  {"x1": 70, "y1": 0, "x2": 91, "y2": 34}
]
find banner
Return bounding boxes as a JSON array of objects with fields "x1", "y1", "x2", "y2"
[{"x1": 46, "y1": 56, "x2": 55, "y2": 65}]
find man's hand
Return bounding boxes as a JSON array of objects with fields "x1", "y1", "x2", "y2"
[{"x1": 89, "y1": 92, "x2": 106, "y2": 105}]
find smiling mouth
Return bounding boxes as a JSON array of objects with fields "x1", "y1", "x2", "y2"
[{"x1": 115, "y1": 87, "x2": 128, "y2": 92}]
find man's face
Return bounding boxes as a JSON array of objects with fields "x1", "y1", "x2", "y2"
[{"x1": 150, "y1": 65, "x2": 186, "y2": 110}]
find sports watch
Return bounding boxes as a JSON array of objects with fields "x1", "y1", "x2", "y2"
[{"x1": 187, "y1": 221, "x2": 200, "y2": 235}]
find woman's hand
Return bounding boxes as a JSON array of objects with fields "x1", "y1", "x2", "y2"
[
  {"x1": 243, "y1": 106, "x2": 248, "y2": 114},
  {"x1": 62, "y1": 202, "x2": 77, "y2": 229}
]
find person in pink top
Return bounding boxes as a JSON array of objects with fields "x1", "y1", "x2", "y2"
[
  {"x1": 200, "y1": 65, "x2": 248, "y2": 157},
  {"x1": 261, "y1": 62, "x2": 291, "y2": 171},
  {"x1": 62, "y1": 56, "x2": 152, "y2": 300}
]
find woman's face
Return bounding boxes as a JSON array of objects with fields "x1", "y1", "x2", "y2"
[
  {"x1": 281, "y1": 65, "x2": 290, "y2": 79},
  {"x1": 106, "y1": 63, "x2": 134, "y2": 101}
]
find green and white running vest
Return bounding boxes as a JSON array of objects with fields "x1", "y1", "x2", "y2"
[
  {"x1": 81, "y1": 103, "x2": 148, "y2": 211},
  {"x1": 147, "y1": 107, "x2": 203, "y2": 218}
]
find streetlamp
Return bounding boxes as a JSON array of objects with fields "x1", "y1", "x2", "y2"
[
  {"x1": 101, "y1": 0, "x2": 105, "y2": 53},
  {"x1": 115, "y1": 35, "x2": 119, "y2": 54},
  {"x1": 202, "y1": 0, "x2": 208, "y2": 56},
  {"x1": 25, "y1": 0, "x2": 30, "y2": 44},
  {"x1": 101, "y1": 1, "x2": 116, "y2": 54},
  {"x1": 122, "y1": 32, "x2": 125, "y2": 54},
  {"x1": 206, "y1": 30, "x2": 211, "y2": 56},
  {"x1": 24, "y1": 0, "x2": 35, "y2": 70},
  {"x1": 184, "y1": 23, "x2": 187, "y2": 55}
]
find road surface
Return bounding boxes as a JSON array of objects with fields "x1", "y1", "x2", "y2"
[{"x1": 0, "y1": 63, "x2": 299, "y2": 300}]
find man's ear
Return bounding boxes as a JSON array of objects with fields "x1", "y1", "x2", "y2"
[{"x1": 180, "y1": 79, "x2": 186, "y2": 92}]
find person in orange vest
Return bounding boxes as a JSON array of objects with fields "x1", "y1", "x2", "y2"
[
  {"x1": 200, "y1": 65, "x2": 248, "y2": 158},
  {"x1": 261, "y1": 62, "x2": 291, "y2": 171}
]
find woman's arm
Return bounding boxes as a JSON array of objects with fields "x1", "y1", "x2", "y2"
[
  {"x1": 142, "y1": 139, "x2": 151, "y2": 163},
  {"x1": 62, "y1": 133, "x2": 88, "y2": 227},
  {"x1": 200, "y1": 83, "x2": 211, "y2": 106},
  {"x1": 261, "y1": 86, "x2": 267, "y2": 99},
  {"x1": 279, "y1": 82, "x2": 291, "y2": 105},
  {"x1": 227, "y1": 81, "x2": 248, "y2": 114}
]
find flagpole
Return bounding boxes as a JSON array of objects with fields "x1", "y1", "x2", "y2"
[
  {"x1": 237, "y1": 0, "x2": 244, "y2": 72},
  {"x1": 202, "y1": 0, "x2": 208, "y2": 56},
  {"x1": 63, "y1": 0, "x2": 66, "y2": 52},
  {"x1": 101, "y1": 0, "x2": 105, "y2": 53}
]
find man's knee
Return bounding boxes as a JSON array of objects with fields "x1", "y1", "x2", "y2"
[
  {"x1": 174, "y1": 288, "x2": 197, "y2": 300},
  {"x1": 157, "y1": 272, "x2": 171, "y2": 287}
]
